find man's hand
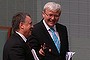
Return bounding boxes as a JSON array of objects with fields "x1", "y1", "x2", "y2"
[
  {"x1": 39, "y1": 48, "x2": 45, "y2": 56},
  {"x1": 39, "y1": 43, "x2": 51, "y2": 56}
]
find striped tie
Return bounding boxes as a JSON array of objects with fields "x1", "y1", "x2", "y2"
[{"x1": 50, "y1": 28, "x2": 60, "y2": 53}]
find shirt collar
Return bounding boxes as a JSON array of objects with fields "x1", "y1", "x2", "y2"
[{"x1": 16, "y1": 31, "x2": 27, "y2": 42}]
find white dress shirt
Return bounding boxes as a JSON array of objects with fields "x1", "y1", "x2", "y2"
[
  {"x1": 43, "y1": 20, "x2": 60, "y2": 41},
  {"x1": 16, "y1": 31, "x2": 39, "y2": 60},
  {"x1": 16, "y1": 31, "x2": 27, "y2": 42}
]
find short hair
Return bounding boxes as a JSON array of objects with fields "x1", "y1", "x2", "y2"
[
  {"x1": 43, "y1": 2, "x2": 61, "y2": 12},
  {"x1": 12, "y1": 12, "x2": 31, "y2": 32}
]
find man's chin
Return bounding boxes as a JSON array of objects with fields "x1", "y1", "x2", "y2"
[{"x1": 49, "y1": 24, "x2": 54, "y2": 27}]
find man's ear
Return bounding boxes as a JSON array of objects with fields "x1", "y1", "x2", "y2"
[
  {"x1": 42, "y1": 11, "x2": 45, "y2": 18},
  {"x1": 19, "y1": 22, "x2": 24, "y2": 29}
]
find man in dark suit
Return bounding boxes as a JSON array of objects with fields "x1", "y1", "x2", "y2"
[
  {"x1": 3, "y1": 12, "x2": 34, "y2": 60},
  {"x1": 28, "y1": 2, "x2": 69, "y2": 60}
]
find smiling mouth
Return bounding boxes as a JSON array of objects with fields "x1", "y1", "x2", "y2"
[{"x1": 50, "y1": 21, "x2": 55, "y2": 24}]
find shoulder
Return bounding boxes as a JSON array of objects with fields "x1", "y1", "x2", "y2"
[
  {"x1": 3, "y1": 33, "x2": 19, "y2": 51},
  {"x1": 33, "y1": 20, "x2": 44, "y2": 30},
  {"x1": 34, "y1": 20, "x2": 43, "y2": 27},
  {"x1": 56, "y1": 23, "x2": 67, "y2": 28},
  {"x1": 6, "y1": 33, "x2": 23, "y2": 46}
]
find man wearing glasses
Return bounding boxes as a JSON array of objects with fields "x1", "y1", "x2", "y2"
[{"x1": 28, "y1": 2, "x2": 69, "y2": 60}]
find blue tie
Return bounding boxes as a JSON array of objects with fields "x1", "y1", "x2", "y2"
[{"x1": 50, "y1": 28, "x2": 60, "y2": 53}]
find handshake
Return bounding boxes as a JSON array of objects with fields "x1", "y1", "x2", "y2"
[{"x1": 39, "y1": 43, "x2": 51, "y2": 56}]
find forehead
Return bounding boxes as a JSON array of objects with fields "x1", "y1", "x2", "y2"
[
  {"x1": 45, "y1": 8, "x2": 60, "y2": 14},
  {"x1": 25, "y1": 16, "x2": 32, "y2": 22}
]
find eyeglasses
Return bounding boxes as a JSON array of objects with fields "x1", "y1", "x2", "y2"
[{"x1": 44, "y1": 12, "x2": 60, "y2": 18}]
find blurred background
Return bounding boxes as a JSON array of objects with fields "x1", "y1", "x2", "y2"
[{"x1": 0, "y1": 0, "x2": 90, "y2": 60}]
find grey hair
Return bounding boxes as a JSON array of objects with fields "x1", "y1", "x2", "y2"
[{"x1": 43, "y1": 2, "x2": 61, "y2": 12}]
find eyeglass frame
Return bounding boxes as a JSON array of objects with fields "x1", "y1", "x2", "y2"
[{"x1": 44, "y1": 12, "x2": 60, "y2": 18}]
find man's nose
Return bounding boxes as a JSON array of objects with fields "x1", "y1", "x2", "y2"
[{"x1": 51, "y1": 16, "x2": 55, "y2": 19}]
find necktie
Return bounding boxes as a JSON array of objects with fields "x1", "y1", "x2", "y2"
[{"x1": 50, "y1": 28, "x2": 60, "y2": 53}]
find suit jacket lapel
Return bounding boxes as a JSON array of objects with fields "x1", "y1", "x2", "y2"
[
  {"x1": 56, "y1": 23, "x2": 65, "y2": 54},
  {"x1": 40, "y1": 21, "x2": 60, "y2": 55}
]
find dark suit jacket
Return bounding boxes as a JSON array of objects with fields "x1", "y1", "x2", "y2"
[
  {"x1": 28, "y1": 20, "x2": 69, "y2": 60},
  {"x1": 3, "y1": 33, "x2": 34, "y2": 60}
]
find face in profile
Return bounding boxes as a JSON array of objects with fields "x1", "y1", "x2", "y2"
[
  {"x1": 23, "y1": 16, "x2": 33, "y2": 37},
  {"x1": 42, "y1": 9, "x2": 61, "y2": 27}
]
